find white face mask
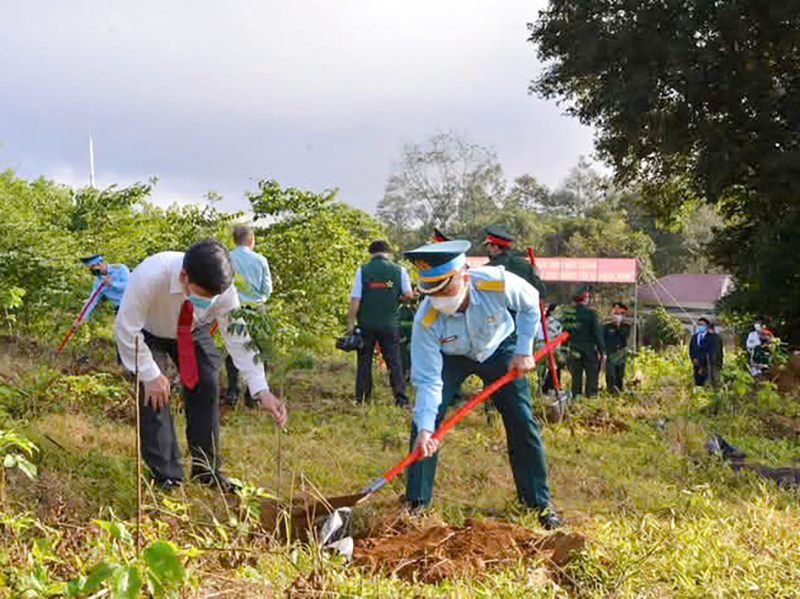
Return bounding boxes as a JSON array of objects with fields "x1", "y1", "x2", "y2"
[
  {"x1": 430, "y1": 284, "x2": 468, "y2": 315},
  {"x1": 754, "y1": 323, "x2": 761, "y2": 332},
  {"x1": 613, "y1": 314, "x2": 624, "y2": 324}
]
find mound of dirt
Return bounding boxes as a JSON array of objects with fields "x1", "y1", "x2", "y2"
[
  {"x1": 352, "y1": 516, "x2": 586, "y2": 584},
  {"x1": 578, "y1": 412, "x2": 629, "y2": 434},
  {"x1": 766, "y1": 413, "x2": 800, "y2": 438}
]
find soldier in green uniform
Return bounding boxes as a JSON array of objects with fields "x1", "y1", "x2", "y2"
[
  {"x1": 563, "y1": 285, "x2": 605, "y2": 397},
  {"x1": 603, "y1": 303, "x2": 631, "y2": 394},
  {"x1": 484, "y1": 224, "x2": 546, "y2": 296},
  {"x1": 398, "y1": 296, "x2": 418, "y2": 382},
  {"x1": 397, "y1": 228, "x2": 449, "y2": 380},
  {"x1": 346, "y1": 241, "x2": 414, "y2": 406}
]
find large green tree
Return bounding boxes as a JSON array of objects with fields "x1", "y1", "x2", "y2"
[
  {"x1": 529, "y1": 1, "x2": 800, "y2": 340},
  {"x1": 246, "y1": 180, "x2": 385, "y2": 349},
  {"x1": 377, "y1": 131, "x2": 505, "y2": 243}
]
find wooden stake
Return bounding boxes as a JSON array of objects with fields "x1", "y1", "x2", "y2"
[
  {"x1": 134, "y1": 335, "x2": 143, "y2": 556},
  {"x1": 277, "y1": 376, "x2": 285, "y2": 500}
]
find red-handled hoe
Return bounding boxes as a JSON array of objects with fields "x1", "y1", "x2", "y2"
[{"x1": 261, "y1": 332, "x2": 569, "y2": 538}]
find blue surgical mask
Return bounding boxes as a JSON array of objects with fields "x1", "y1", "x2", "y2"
[
  {"x1": 697, "y1": 324, "x2": 707, "y2": 334},
  {"x1": 188, "y1": 293, "x2": 217, "y2": 310}
]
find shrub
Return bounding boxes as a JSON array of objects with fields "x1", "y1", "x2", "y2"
[{"x1": 643, "y1": 306, "x2": 685, "y2": 349}]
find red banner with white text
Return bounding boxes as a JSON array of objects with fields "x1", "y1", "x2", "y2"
[{"x1": 466, "y1": 257, "x2": 637, "y2": 283}]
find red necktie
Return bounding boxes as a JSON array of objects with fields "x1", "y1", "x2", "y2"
[{"x1": 177, "y1": 300, "x2": 199, "y2": 390}]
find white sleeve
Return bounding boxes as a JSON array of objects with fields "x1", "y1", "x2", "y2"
[
  {"x1": 350, "y1": 267, "x2": 363, "y2": 299},
  {"x1": 401, "y1": 267, "x2": 413, "y2": 295},
  {"x1": 113, "y1": 263, "x2": 161, "y2": 383},
  {"x1": 746, "y1": 331, "x2": 760, "y2": 350}
]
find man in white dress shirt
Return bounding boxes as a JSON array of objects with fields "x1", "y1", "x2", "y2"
[{"x1": 114, "y1": 239, "x2": 287, "y2": 491}]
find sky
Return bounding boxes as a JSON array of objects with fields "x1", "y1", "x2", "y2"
[{"x1": 0, "y1": 0, "x2": 596, "y2": 214}]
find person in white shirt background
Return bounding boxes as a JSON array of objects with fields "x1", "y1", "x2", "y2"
[{"x1": 114, "y1": 239, "x2": 287, "y2": 492}]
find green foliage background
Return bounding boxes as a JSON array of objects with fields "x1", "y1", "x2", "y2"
[
  {"x1": 0, "y1": 171, "x2": 383, "y2": 348},
  {"x1": 527, "y1": 0, "x2": 800, "y2": 340}
]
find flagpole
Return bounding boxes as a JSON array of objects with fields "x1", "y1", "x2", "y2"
[{"x1": 89, "y1": 135, "x2": 96, "y2": 187}]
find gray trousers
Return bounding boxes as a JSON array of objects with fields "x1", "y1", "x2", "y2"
[{"x1": 138, "y1": 326, "x2": 222, "y2": 482}]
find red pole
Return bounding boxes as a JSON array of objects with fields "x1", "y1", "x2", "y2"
[
  {"x1": 527, "y1": 247, "x2": 561, "y2": 391},
  {"x1": 56, "y1": 282, "x2": 107, "y2": 354}
]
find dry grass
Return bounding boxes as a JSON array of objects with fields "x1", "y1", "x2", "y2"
[{"x1": 1, "y1": 343, "x2": 800, "y2": 597}]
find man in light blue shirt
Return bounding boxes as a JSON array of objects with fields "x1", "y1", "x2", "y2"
[
  {"x1": 230, "y1": 226, "x2": 273, "y2": 304},
  {"x1": 225, "y1": 226, "x2": 273, "y2": 406},
  {"x1": 403, "y1": 240, "x2": 561, "y2": 529},
  {"x1": 80, "y1": 254, "x2": 130, "y2": 318}
]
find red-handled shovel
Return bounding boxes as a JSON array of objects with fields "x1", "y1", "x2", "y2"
[
  {"x1": 56, "y1": 282, "x2": 107, "y2": 354},
  {"x1": 261, "y1": 331, "x2": 570, "y2": 536},
  {"x1": 528, "y1": 246, "x2": 561, "y2": 392}
]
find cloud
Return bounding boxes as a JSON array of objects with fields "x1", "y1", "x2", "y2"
[
  {"x1": 0, "y1": 0, "x2": 596, "y2": 213},
  {"x1": 45, "y1": 162, "x2": 211, "y2": 209}
]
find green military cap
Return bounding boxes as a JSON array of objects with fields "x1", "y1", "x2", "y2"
[
  {"x1": 573, "y1": 283, "x2": 592, "y2": 301},
  {"x1": 484, "y1": 224, "x2": 514, "y2": 247},
  {"x1": 404, "y1": 239, "x2": 471, "y2": 294}
]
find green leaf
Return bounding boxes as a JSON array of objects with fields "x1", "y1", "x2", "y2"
[
  {"x1": 146, "y1": 570, "x2": 166, "y2": 598},
  {"x1": 84, "y1": 561, "x2": 116, "y2": 594},
  {"x1": 67, "y1": 576, "x2": 86, "y2": 597},
  {"x1": 14, "y1": 455, "x2": 37, "y2": 479},
  {"x1": 144, "y1": 540, "x2": 184, "y2": 587},
  {"x1": 114, "y1": 566, "x2": 142, "y2": 599}
]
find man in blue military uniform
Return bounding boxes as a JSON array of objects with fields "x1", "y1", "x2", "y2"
[
  {"x1": 80, "y1": 254, "x2": 130, "y2": 318},
  {"x1": 403, "y1": 240, "x2": 561, "y2": 529}
]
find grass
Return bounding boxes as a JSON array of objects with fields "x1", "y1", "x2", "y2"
[{"x1": 1, "y1": 338, "x2": 800, "y2": 597}]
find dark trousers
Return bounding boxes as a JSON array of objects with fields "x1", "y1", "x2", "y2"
[
  {"x1": 542, "y1": 365, "x2": 564, "y2": 394},
  {"x1": 568, "y1": 346, "x2": 600, "y2": 397},
  {"x1": 693, "y1": 357, "x2": 709, "y2": 386},
  {"x1": 405, "y1": 340, "x2": 550, "y2": 509},
  {"x1": 113, "y1": 306, "x2": 122, "y2": 365},
  {"x1": 400, "y1": 333, "x2": 412, "y2": 383},
  {"x1": 224, "y1": 354, "x2": 253, "y2": 406},
  {"x1": 693, "y1": 364, "x2": 719, "y2": 386},
  {"x1": 356, "y1": 326, "x2": 408, "y2": 406},
  {"x1": 139, "y1": 326, "x2": 222, "y2": 482},
  {"x1": 605, "y1": 354, "x2": 627, "y2": 394},
  {"x1": 693, "y1": 368, "x2": 708, "y2": 386}
]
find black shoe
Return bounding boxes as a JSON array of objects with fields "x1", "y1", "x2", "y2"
[
  {"x1": 395, "y1": 397, "x2": 409, "y2": 408},
  {"x1": 153, "y1": 478, "x2": 182, "y2": 492},
  {"x1": 538, "y1": 507, "x2": 563, "y2": 530},
  {"x1": 194, "y1": 474, "x2": 243, "y2": 494}
]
